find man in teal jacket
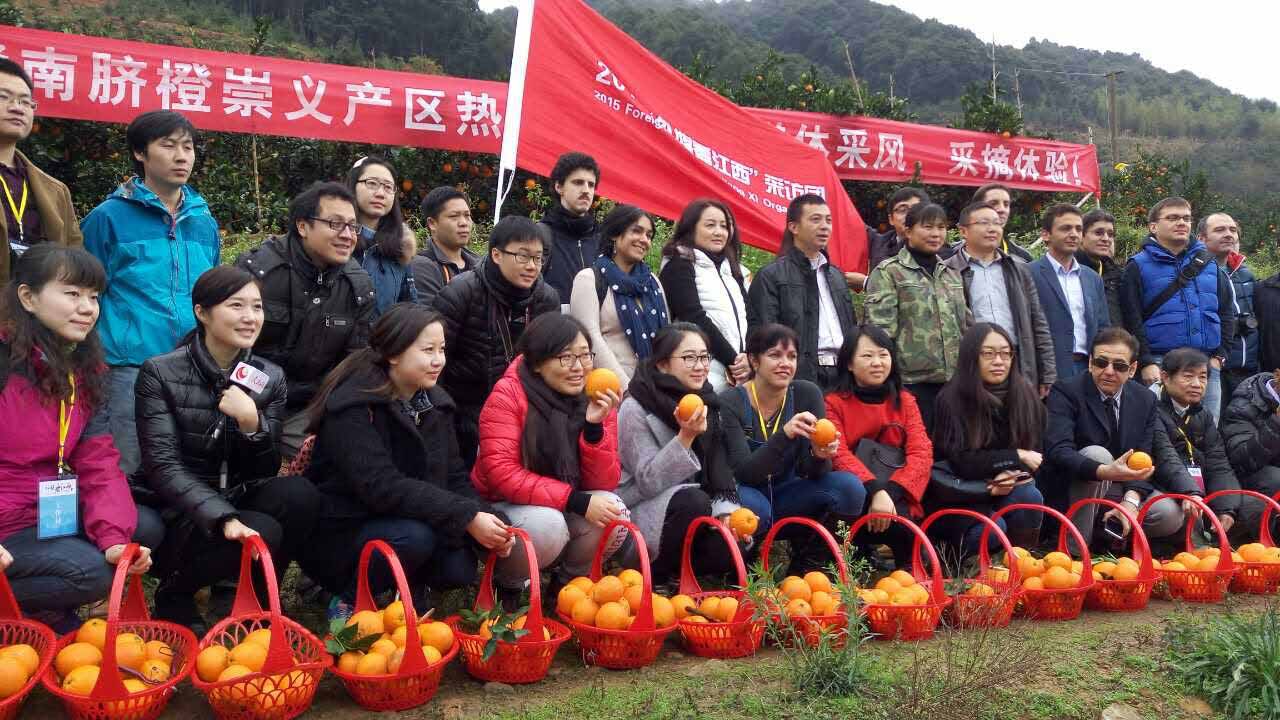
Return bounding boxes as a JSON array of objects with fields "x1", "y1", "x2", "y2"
[{"x1": 83, "y1": 110, "x2": 220, "y2": 477}]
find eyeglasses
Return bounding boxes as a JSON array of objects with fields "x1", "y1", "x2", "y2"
[
  {"x1": 1159, "y1": 214, "x2": 1193, "y2": 224},
  {"x1": 979, "y1": 349, "x2": 1014, "y2": 361},
  {"x1": 1091, "y1": 357, "x2": 1132, "y2": 373},
  {"x1": 0, "y1": 92, "x2": 36, "y2": 112},
  {"x1": 891, "y1": 204, "x2": 914, "y2": 216},
  {"x1": 676, "y1": 353, "x2": 713, "y2": 369},
  {"x1": 308, "y1": 217, "x2": 360, "y2": 235},
  {"x1": 556, "y1": 351, "x2": 596, "y2": 369},
  {"x1": 963, "y1": 220, "x2": 1002, "y2": 228},
  {"x1": 497, "y1": 249, "x2": 545, "y2": 266},
  {"x1": 357, "y1": 178, "x2": 396, "y2": 194}
]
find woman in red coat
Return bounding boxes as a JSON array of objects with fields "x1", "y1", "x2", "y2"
[
  {"x1": 472, "y1": 313, "x2": 624, "y2": 599},
  {"x1": 825, "y1": 324, "x2": 932, "y2": 568}
]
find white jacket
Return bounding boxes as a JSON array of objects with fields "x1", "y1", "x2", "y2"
[{"x1": 661, "y1": 247, "x2": 749, "y2": 391}]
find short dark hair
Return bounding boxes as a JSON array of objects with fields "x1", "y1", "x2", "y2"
[
  {"x1": 1147, "y1": 196, "x2": 1191, "y2": 224},
  {"x1": 1081, "y1": 208, "x2": 1115, "y2": 234},
  {"x1": 957, "y1": 202, "x2": 997, "y2": 227},
  {"x1": 1039, "y1": 203, "x2": 1083, "y2": 233},
  {"x1": 830, "y1": 324, "x2": 903, "y2": 407},
  {"x1": 185, "y1": 265, "x2": 259, "y2": 347},
  {"x1": 745, "y1": 323, "x2": 799, "y2": 358},
  {"x1": 888, "y1": 187, "x2": 930, "y2": 209},
  {"x1": 598, "y1": 204, "x2": 653, "y2": 260},
  {"x1": 488, "y1": 215, "x2": 548, "y2": 252},
  {"x1": 649, "y1": 322, "x2": 709, "y2": 366},
  {"x1": 904, "y1": 202, "x2": 949, "y2": 229},
  {"x1": 0, "y1": 58, "x2": 33, "y2": 92},
  {"x1": 972, "y1": 183, "x2": 1011, "y2": 204},
  {"x1": 1196, "y1": 212, "x2": 1234, "y2": 239},
  {"x1": 1091, "y1": 326, "x2": 1139, "y2": 361},
  {"x1": 549, "y1": 151, "x2": 600, "y2": 194},
  {"x1": 420, "y1": 186, "x2": 468, "y2": 220},
  {"x1": 1162, "y1": 347, "x2": 1210, "y2": 375},
  {"x1": 126, "y1": 110, "x2": 198, "y2": 177},
  {"x1": 518, "y1": 313, "x2": 591, "y2": 367},
  {"x1": 779, "y1": 193, "x2": 828, "y2": 253},
  {"x1": 288, "y1": 181, "x2": 355, "y2": 241}
]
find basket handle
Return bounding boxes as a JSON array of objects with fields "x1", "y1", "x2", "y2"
[
  {"x1": 473, "y1": 527, "x2": 547, "y2": 643},
  {"x1": 90, "y1": 542, "x2": 151, "y2": 700},
  {"x1": 0, "y1": 564, "x2": 24, "y2": 621},
  {"x1": 991, "y1": 503, "x2": 1093, "y2": 589},
  {"x1": 917, "y1": 508, "x2": 1020, "y2": 586},
  {"x1": 1138, "y1": 493, "x2": 1234, "y2": 572},
  {"x1": 1062, "y1": 497, "x2": 1154, "y2": 578},
  {"x1": 1203, "y1": 489, "x2": 1280, "y2": 547},
  {"x1": 759, "y1": 516, "x2": 849, "y2": 583},
  {"x1": 677, "y1": 516, "x2": 748, "y2": 598},
  {"x1": 589, "y1": 520, "x2": 657, "y2": 632},
  {"x1": 229, "y1": 534, "x2": 294, "y2": 674},
  {"x1": 846, "y1": 514, "x2": 947, "y2": 602},
  {"x1": 353, "y1": 540, "x2": 427, "y2": 675}
]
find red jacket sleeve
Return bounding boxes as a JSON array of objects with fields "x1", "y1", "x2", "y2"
[
  {"x1": 71, "y1": 421, "x2": 138, "y2": 550},
  {"x1": 577, "y1": 409, "x2": 621, "y2": 491},
  {"x1": 471, "y1": 373, "x2": 573, "y2": 510},
  {"x1": 825, "y1": 394, "x2": 875, "y2": 482},
  {"x1": 889, "y1": 391, "x2": 934, "y2": 505}
]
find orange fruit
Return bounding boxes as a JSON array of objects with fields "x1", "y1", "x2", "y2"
[
  {"x1": 1240, "y1": 543, "x2": 1268, "y2": 562},
  {"x1": 347, "y1": 610, "x2": 385, "y2": 639},
  {"x1": 873, "y1": 577, "x2": 902, "y2": 595},
  {"x1": 889, "y1": 589, "x2": 917, "y2": 605},
  {"x1": 585, "y1": 368, "x2": 621, "y2": 400},
  {"x1": 422, "y1": 645, "x2": 443, "y2": 665},
  {"x1": 716, "y1": 597, "x2": 740, "y2": 623},
  {"x1": 75, "y1": 619, "x2": 108, "y2": 651},
  {"x1": 114, "y1": 633, "x2": 147, "y2": 671},
  {"x1": 1198, "y1": 555, "x2": 1220, "y2": 572},
  {"x1": 781, "y1": 576, "x2": 813, "y2": 601},
  {"x1": 369, "y1": 638, "x2": 397, "y2": 657},
  {"x1": 1093, "y1": 561, "x2": 1117, "y2": 578},
  {"x1": 1161, "y1": 561, "x2": 1187, "y2": 572},
  {"x1": 568, "y1": 576, "x2": 595, "y2": 593},
  {"x1": 857, "y1": 589, "x2": 880, "y2": 605},
  {"x1": 382, "y1": 601, "x2": 406, "y2": 631},
  {"x1": 557, "y1": 584, "x2": 587, "y2": 617},
  {"x1": 1193, "y1": 547, "x2": 1219, "y2": 559},
  {"x1": 355, "y1": 652, "x2": 389, "y2": 676},
  {"x1": 217, "y1": 663, "x2": 253, "y2": 683},
  {"x1": 571, "y1": 597, "x2": 600, "y2": 626},
  {"x1": 671, "y1": 594, "x2": 697, "y2": 620},
  {"x1": 1111, "y1": 561, "x2": 1139, "y2": 582},
  {"x1": 1017, "y1": 555, "x2": 1045, "y2": 579},
  {"x1": 512, "y1": 615, "x2": 552, "y2": 640},
  {"x1": 144, "y1": 640, "x2": 173, "y2": 663},
  {"x1": 243, "y1": 629, "x2": 272, "y2": 649},
  {"x1": 1173, "y1": 552, "x2": 1201, "y2": 570},
  {"x1": 1022, "y1": 577, "x2": 1044, "y2": 590},
  {"x1": 337, "y1": 651, "x2": 362, "y2": 674},
  {"x1": 1127, "y1": 451, "x2": 1153, "y2": 470},
  {"x1": 1007, "y1": 546, "x2": 1031, "y2": 561},
  {"x1": 386, "y1": 647, "x2": 406, "y2": 674},
  {"x1": 985, "y1": 567, "x2": 1010, "y2": 584},
  {"x1": 595, "y1": 601, "x2": 631, "y2": 630},
  {"x1": 0, "y1": 657, "x2": 28, "y2": 698},
  {"x1": 728, "y1": 508, "x2": 759, "y2": 539},
  {"x1": 122, "y1": 677, "x2": 147, "y2": 694},
  {"x1": 1042, "y1": 551, "x2": 1072, "y2": 570},
  {"x1": 811, "y1": 418, "x2": 837, "y2": 447},
  {"x1": 623, "y1": 584, "x2": 644, "y2": 612},
  {"x1": 803, "y1": 571, "x2": 833, "y2": 594},
  {"x1": 196, "y1": 645, "x2": 231, "y2": 683},
  {"x1": 54, "y1": 642, "x2": 102, "y2": 678},
  {"x1": 685, "y1": 615, "x2": 708, "y2": 624},
  {"x1": 229, "y1": 641, "x2": 268, "y2": 673},
  {"x1": 676, "y1": 394, "x2": 704, "y2": 421},
  {"x1": 617, "y1": 569, "x2": 644, "y2": 588},
  {"x1": 592, "y1": 575, "x2": 625, "y2": 604},
  {"x1": 140, "y1": 658, "x2": 170, "y2": 683},
  {"x1": 389, "y1": 626, "x2": 408, "y2": 648},
  {"x1": 418, "y1": 621, "x2": 454, "y2": 653},
  {"x1": 784, "y1": 598, "x2": 813, "y2": 616},
  {"x1": 888, "y1": 570, "x2": 917, "y2": 587},
  {"x1": 809, "y1": 591, "x2": 834, "y2": 615},
  {"x1": 651, "y1": 595, "x2": 676, "y2": 628},
  {"x1": 698, "y1": 596, "x2": 721, "y2": 619},
  {"x1": 1042, "y1": 566, "x2": 1073, "y2": 590},
  {"x1": 0, "y1": 644, "x2": 39, "y2": 676},
  {"x1": 61, "y1": 665, "x2": 99, "y2": 696},
  {"x1": 965, "y1": 582, "x2": 995, "y2": 597}
]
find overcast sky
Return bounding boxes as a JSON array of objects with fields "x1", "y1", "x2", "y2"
[{"x1": 477, "y1": 0, "x2": 1279, "y2": 102}]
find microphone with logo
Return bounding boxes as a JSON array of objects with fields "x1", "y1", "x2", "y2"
[{"x1": 211, "y1": 358, "x2": 271, "y2": 442}]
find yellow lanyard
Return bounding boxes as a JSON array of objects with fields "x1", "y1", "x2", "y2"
[
  {"x1": 1174, "y1": 413, "x2": 1195, "y2": 466},
  {"x1": 2, "y1": 176, "x2": 28, "y2": 244},
  {"x1": 57, "y1": 375, "x2": 76, "y2": 475},
  {"x1": 747, "y1": 381, "x2": 784, "y2": 440}
]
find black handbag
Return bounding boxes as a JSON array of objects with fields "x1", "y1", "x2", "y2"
[{"x1": 853, "y1": 423, "x2": 907, "y2": 482}]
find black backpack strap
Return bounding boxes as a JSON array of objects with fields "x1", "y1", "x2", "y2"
[
  {"x1": 1141, "y1": 250, "x2": 1214, "y2": 322},
  {"x1": 595, "y1": 267, "x2": 609, "y2": 306}
]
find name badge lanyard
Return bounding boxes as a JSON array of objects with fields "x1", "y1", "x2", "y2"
[
  {"x1": 57, "y1": 374, "x2": 76, "y2": 475},
  {"x1": 1173, "y1": 415, "x2": 1195, "y2": 467},
  {"x1": 748, "y1": 382, "x2": 789, "y2": 502},
  {"x1": 2, "y1": 177, "x2": 27, "y2": 245}
]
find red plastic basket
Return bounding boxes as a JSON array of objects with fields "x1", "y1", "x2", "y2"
[
  {"x1": 556, "y1": 519, "x2": 678, "y2": 669},
  {"x1": 447, "y1": 528, "x2": 570, "y2": 684},
  {"x1": 1065, "y1": 498, "x2": 1158, "y2": 612},
  {"x1": 190, "y1": 535, "x2": 331, "y2": 720},
  {"x1": 674, "y1": 517, "x2": 763, "y2": 658},
  {"x1": 760, "y1": 517, "x2": 851, "y2": 647},
  {"x1": 848, "y1": 514, "x2": 951, "y2": 640},
  {"x1": 1206, "y1": 489, "x2": 1280, "y2": 594},
  {"x1": 992, "y1": 504, "x2": 1094, "y2": 620},
  {"x1": 40, "y1": 543, "x2": 198, "y2": 720},
  {"x1": 0, "y1": 568, "x2": 56, "y2": 720},
  {"x1": 328, "y1": 540, "x2": 457, "y2": 711},
  {"x1": 917, "y1": 509, "x2": 1021, "y2": 629},
  {"x1": 1140, "y1": 493, "x2": 1236, "y2": 603}
]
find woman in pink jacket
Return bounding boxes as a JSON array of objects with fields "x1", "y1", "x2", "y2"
[
  {"x1": 0, "y1": 245, "x2": 161, "y2": 632},
  {"x1": 472, "y1": 313, "x2": 625, "y2": 602}
]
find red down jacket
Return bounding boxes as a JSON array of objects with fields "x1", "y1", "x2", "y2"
[{"x1": 471, "y1": 358, "x2": 620, "y2": 509}]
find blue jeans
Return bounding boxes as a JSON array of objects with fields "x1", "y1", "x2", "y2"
[
  {"x1": 3, "y1": 505, "x2": 164, "y2": 614},
  {"x1": 302, "y1": 517, "x2": 478, "y2": 600},
  {"x1": 104, "y1": 366, "x2": 142, "y2": 478}
]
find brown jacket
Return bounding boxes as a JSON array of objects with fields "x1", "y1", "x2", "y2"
[{"x1": 0, "y1": 149, "x2": 83, "y2": 284}]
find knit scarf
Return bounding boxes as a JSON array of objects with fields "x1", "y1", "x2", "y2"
[
  {"x1": 626, "y1": 361, "x2": 738, "y2": 501},
  {"x1": 543, "y1": 202, "x2": 597, "y2": 238},
  {"x1": 518, "y1": 358, "x2": 587, "y2": 488},
  {"x1": 593, "y1": 256, "x2": 668, "y2": 360},
  {"x1": 479, "y1": 258, "x2": 539, "y2": 362},
  {"x1": 986, "y1": 377, "x2": 1011, "y2": 407},
  {"x1": 852, "y1": 382, "x2": 890, "y2": 405}
]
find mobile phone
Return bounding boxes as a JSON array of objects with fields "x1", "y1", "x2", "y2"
[
  {"x1": 1103, "y1": 515, "x2": 1126, "y2": 541},
  {"x1": 1010, "y1": 472, "x2": 1034, "y2": 486}
]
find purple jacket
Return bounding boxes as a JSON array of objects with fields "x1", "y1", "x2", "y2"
[{"x1": 0, "y1": 370, "x2": 137, "y2": 549}]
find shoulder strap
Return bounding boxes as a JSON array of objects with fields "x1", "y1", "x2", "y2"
[
  {"x1": 1142, "y1": 250, "x2": 1213, "y2": 322},
  {"x1": 595, "y1": 268, "x2": 609, "y2": 306}
]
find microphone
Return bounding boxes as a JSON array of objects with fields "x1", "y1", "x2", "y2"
[{"x1": 229, "y1": 358, "x2": 270, "y2": 396}]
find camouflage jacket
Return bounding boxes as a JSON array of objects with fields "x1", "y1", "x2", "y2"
[{"x1": 864, "y1": 247, "x2": 973, "y2": 384}]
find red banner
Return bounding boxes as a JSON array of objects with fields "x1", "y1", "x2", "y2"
[
  {"x1": 510, "y1": 0, "x2": 868, "y2": 270},
  {"x1": 753, "y1": 108, "x2": 1100, "y2": 194}
]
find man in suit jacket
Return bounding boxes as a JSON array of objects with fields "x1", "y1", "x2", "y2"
[
  {"x1": 1031, "y1": 204, "x2": 1112, "y2": 379},
  {"x1": 1043, "y1": 327, "x2": 1200, "y2": 548}
]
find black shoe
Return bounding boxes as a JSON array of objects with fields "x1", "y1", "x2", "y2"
[{"x1": 154, "y1": 590, "x2": 208, "y2": 637}]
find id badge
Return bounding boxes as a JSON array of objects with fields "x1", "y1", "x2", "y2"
[
  {"x1": 37, "y1": 475, "x2": 78, "y2": 540},
  {"x1": 1187, "y1": 465, "x2": 1205, "y2": 494}
]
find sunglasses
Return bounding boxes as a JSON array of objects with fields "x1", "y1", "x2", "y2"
[{"x1": 1091, "y1": 357, "x2": 1132, "y2": 373}]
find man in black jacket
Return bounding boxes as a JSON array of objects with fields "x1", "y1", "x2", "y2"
[
  {"x1": 433, "y1": 215, "x2": 559, "y2": 466},
  {"x1": 1221, "y1": 371, "x2": 1280, "y2": 538},
  {"x1": 1042, "y1": 327, "x2": 1199, "y2": 548},
  {"x1": 747, "y1": 193, "x2": 855, "y2": 389},
  {"x1": 1258, "y1": 272, "x2": 1280, "y2": 374},
  {"x1": 1076, "y1": 208, "x2": 1122, "y2": 324},
  {"x1": 411, "y1": 186, "x2": 480, "y2": 305},
  {"x1": 236, "y1": 182, "x2": 375, "y2": 458},
  {"x1": 539, "y1": 151, "x2": 600, "y2": 306}
]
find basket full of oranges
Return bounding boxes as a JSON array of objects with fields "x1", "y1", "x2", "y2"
[
  {"x1": 0, "y1": 571, "x2": 55, "y2": 720},
  {"x1": 992, "y1": 504, "x2": 1094, "y2": 621},
  {"x1": 760, "y1": 517, "x2": 853, "y2": 646},
  {"x1": 1062, "y1": 498, "x2": 1159, "y2": 612},
  {"x1": 1206, "y1": 490, "x2": 1280, "y2": 595},
  {"x1": 848, "y1": 514, "x2": 951, "y2": 641},
  {"x1": 1141, "y1": 493, "x2": 1237, "y2": 603},
  {"x1": 670, "y1": 517, "x2": 764, "y2": 659},
  {"x1": 917, "y1": 509, "x2": 1022, "y2": 629}
]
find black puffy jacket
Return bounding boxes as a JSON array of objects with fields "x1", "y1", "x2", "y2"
[
  {"x1": 306, "y1": 366, "x2": 497, "y2": 542},
  {"x1": 235, "y1": 235, "x2": 375, "y2": 411},
  {"x1": 1155, "y1": 394, "x2": 1239, "y2": 517},
  {"x1": 1221, "y1": 372, "x2": 1280, "y2": 479},
  {"x1": 135, "y1": 338, "x2": 286, "y2": 536}
]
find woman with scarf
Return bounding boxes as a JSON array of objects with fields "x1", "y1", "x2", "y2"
[
  {"x1": 569, "y1": 204, "x2": 669, "y2": 388},
  {"x1": 931, "y1": 323, "x2": 1046, "y2": 554},
  {"x1": 471, "y1": 313, "x2": 625, "y2": 597},
  {"x1": 347, "y1": 156, "x2": 417, "y2": 318},
  {"x1": 0, "y1": 245, "x2": 161, "y2": 632},
  {"x1": 618, "y1": 322, "x2": 745, "y2": 585}
]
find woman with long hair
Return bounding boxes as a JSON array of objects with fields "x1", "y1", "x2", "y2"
[
  {"x1": 471, "y1": 312, "x2": 623, "y2": 602},
  {"x1": 301, "y1": 303, "x2": 513, "y2": 621},
  {"x1": 569, "y1": 204, "x2": 669, "y2": 388},
  {"x1": 136, "y1": 265, "x2": 321, "y2": 631},
  {"x1": 0, "y1": 245, "x2": 161, "y2": 631},
  {"x1": 930, "y1": 323, "x2": 1046, "y2": 552},
  {"x1": 347, "y1": 156, "x2": 417, "y2": 317},
  {"x1": 658, "y1": 199, "x2": 750, "y2": 391}
]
